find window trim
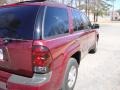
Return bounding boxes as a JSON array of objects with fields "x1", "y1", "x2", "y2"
[{"x1": 33, "y1": 6, "x2": 45, "y2": 40}]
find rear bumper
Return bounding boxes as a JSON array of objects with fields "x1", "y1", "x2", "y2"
[
  {"x1": 8, "y1": 72, "x2": 52, "y2": 86},
  {"x1": 0, "y1": 72, "x2": 53, "y2": 90}
]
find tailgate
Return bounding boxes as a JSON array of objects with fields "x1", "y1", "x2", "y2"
[
  {"x1": 0, "y1": 39, "x2": 33, "y2": 77},
  {"x1": 0, "y1": 5, "x2": 40, "y2": 77}
]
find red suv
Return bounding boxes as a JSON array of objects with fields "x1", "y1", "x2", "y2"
[{"x1": 0, "y1": 1, "x2": 99, "y2": 90}]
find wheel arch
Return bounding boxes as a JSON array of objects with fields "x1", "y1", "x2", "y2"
[{"x1": 71, "y1": 51, "x2": 81, "y2": 65}]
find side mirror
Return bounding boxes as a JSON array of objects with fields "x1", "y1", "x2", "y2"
[{"x1": 92, "y1": 24, "x2": 100, "y2": 29}]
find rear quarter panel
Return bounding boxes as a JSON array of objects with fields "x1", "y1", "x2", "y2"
[{"x1": 33, "y1": 33, "x2": 80, "y2": 89}]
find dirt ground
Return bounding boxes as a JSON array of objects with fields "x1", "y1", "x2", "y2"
[{"x1": 74, "y1": 22, "x2": 120, "y2": 90}]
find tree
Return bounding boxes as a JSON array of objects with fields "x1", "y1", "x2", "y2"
[
  {"x1": 107, "y1": 0, "x2": 116, "y2": 20},
  {"x1": 87, "y1": 0, "x2": 112, "y2": 22}
]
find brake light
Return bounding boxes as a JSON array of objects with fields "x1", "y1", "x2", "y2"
[{"x1": 32, "y1": 45, "x2": 52, "y2": 74}]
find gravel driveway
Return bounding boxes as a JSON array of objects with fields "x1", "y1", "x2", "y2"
[{"x1": 74, "y1": 23, "x2": 120, "y2": 90}]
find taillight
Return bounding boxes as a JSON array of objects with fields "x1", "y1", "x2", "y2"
[{"x1": 32, "y1": 45, "x2": 52, "y2": 74}]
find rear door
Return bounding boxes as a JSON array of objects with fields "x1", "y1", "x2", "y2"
[
  {"x1": 71, "y1": 9, "x2": 89, "y2": 57},
  {"x1": 0, "y1": 5, "x2": 39, "y2": 77},
  {"x1": 81, "y1": 13, "x2": 96, "y2": 50}
]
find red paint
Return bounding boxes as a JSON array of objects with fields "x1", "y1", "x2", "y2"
[{"x1": 0, "y1": 1, "x2": 99, "y2": 90}]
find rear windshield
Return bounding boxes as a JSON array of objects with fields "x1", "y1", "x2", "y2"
[{"x1": 0, "y1": 6, "x2": 39, "y2": 40}]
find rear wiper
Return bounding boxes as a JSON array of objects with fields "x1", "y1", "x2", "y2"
[
  {"x1": 3, "y1": 38, "x2": 24, "y2": 41},
  {"x1": 3, "y1": 38, "x2": 26, "y2": 45}
]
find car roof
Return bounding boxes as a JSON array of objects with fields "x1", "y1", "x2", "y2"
[
  {"x1": 1, "y1": 1, "x2": 68, "y2": 8},
  {"x1": 0, "y1": 1, "x2": 82, "y2": 14}
]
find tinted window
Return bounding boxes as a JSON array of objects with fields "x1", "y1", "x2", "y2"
[
  {"x1": 44, "y1": 7, "x2": 69, "y2": 38},
  {"x1": 72, "y1": 9, "x2": 84, "y2": 31},
  {"x1": 0, "y1": 6, "x2": 39, "y2": 40}
]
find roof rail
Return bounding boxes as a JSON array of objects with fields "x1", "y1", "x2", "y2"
[{"x1": 17, "y1": 0, "x2": 47, "y2": 4}]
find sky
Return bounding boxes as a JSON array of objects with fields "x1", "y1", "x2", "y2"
[{"x1": 114, "y1": 0, "x2": 120, "y2": 10}]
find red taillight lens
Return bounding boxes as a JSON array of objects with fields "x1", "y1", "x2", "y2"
[{"x1": 32, "y1": 45, "x2": 52, "y2": 74}]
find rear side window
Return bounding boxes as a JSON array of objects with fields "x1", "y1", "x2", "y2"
[
  {"x1": 44, "y1": 7, "x2": 69, "y2": 38},
  {"x1": 0, "y1": 6, "x2": 39, "y2": 40},
  {"x1": 81, "y1": 13, "x2": 91, "y2": 29},
  {"x1": 72, "y1": 9, "x2": 84, "y2": 31}
]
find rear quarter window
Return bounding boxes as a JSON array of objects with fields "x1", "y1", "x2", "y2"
[
  {"x1": 72, "y1": 9, "x2": 84, "y2": 31},
  {"x1": 44, "y1": 7, "x2": 69, "y2": 38},
  {"x1": 0, "y1": 6, "x2": 39, "y2": 40},
  {"x1": 81, "y1": 13, "x2": 91, "y2": 29}
]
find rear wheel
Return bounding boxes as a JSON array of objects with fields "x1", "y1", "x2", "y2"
[{"x1": 61, "y1": 58, "x2": 78, "y2": 90}]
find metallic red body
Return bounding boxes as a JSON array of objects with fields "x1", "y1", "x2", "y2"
[{"x1": 0, "y1": 1, "x2": 98, "y2": 90}]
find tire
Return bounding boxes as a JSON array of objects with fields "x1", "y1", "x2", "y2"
[
  {"x1": 89, "y1": 41, "x2": 98, "y2": 54},
  {"x1": 61, "y1": 58, "x2": 78, "y2": 90}
]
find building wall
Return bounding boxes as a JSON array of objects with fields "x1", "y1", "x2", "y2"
[
  {"x1": 0, "y1": 0, "x2": 6, "y2": 5},
  {"x1": 6, "y1": 0, "x2": 24, "y2": 4}
]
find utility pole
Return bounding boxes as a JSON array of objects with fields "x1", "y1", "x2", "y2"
[
  {"x1": 88, "y1": 0, "x2": 90, "y2": 19},
  {"x1": 62, "y1": 0, "x2": 64, "y2": 4},
  {"x1": 85, "y1": 0, "x2": 88, "y2": 16},
  {"x1": 78, "y1": 0, "x2": 80, "y2": 10},
  {"x1": 112, "y1": 0, "x2": 115, "y2": 21},
  {"x1": 93, "y1": 0, "x2": 96, "y2": 22}
]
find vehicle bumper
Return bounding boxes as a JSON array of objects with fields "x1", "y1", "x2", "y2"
[{"x1": 1, "y1": 72, "x2": 53, "y2": 90}]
